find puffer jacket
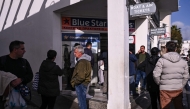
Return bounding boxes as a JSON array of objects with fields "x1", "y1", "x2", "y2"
[
  {"x1": 38, "y1": 59, "x2": 63, "y2": 96},
  {"x1": 153, "y1": 52, "x2": 189, "y2": 91},
  {"x1": 71, "y1": 54, "x2": 91, "y2": 87}
]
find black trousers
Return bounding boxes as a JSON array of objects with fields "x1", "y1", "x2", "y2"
[
  {"x1": 66, "y1": 68, "x2": 75, "y2": 91},
  {"x1": 149, "y1": 90, "x2": 160, "y2": 109},
  {"x1": 40, "y1": 95, "x2": 57, "y2": 109},
  {"x1": 0, "y1": 96, "x2": 5, "y2": 109}
]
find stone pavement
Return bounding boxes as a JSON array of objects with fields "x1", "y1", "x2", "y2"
[{"x1": 25, "y1": 83, "x2": 189, "y2": 109}]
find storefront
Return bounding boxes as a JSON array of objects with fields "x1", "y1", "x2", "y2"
[{"x1": 61, "y1": 16, "x2": 136, "y2": 84}]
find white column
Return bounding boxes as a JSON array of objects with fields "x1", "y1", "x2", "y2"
[{"x1": 107, "y1": 0, "x2": 130, "y2": 109}]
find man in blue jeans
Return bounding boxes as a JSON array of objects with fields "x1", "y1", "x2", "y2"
[
  {"x1": 71, "y1": 45, "x2": 92, "y2": 109},
  {"x1": 135, "y1": 45, "x2": 150, "y2": 91}
]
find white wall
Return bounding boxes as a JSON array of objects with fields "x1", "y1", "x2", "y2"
[
  {"x1": 135, "y1": 18, "x2": 149, "y2": 53},
  {"x1": 0, "y1": 0, "x2": 71, "y2": 78},
  {"x1": 160, "y1": 11, "x2": 171, "y2": 39}
]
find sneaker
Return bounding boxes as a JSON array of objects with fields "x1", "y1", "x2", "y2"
[{"x1": 86, "y1": 94, "x2": 93, "y2": 98}]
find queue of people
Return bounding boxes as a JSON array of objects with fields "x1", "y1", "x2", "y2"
[
  {"x1": 0, "y1": 40, "x2": 189, "y2": 109},
  {"x1": 130, "y1": 41, "x2": 190, "y2": 109}
]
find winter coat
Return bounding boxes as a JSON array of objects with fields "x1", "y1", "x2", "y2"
[
  {"x1": 135, "y1": 52, "x2": 150, "y2": 71},
  {"x1": 153, "y1": 52, "x2": 189, "y2": 91},
  {"x1": 71, "y1": 54, "x2": 92, "y2": 87},
  {"x1": 138, "y1": 55, "x2": 160, "y2": 91},
  {"x1": 84, "y1": 48, "x2": 94, "y2": 68},
  {"x1": 38, "y1": 59, "x2": 63, "y2": 96},
  {"x1": 129, "y1": 53, "x2": 137, "y2": 76}
]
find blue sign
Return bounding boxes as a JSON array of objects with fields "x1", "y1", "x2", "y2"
[{"x1": 62, "y1": 33, "x2": 100, "y2": 42}]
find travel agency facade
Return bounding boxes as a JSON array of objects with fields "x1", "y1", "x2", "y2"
[{"x1": 0, "y1": 0, "x2": 178, "y2": 108}]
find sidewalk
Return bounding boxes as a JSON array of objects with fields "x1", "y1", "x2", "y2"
[{"x1": 26, "y1": 83, "x2": 189, "y2": 109}]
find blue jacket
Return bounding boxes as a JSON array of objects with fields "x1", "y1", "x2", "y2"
[{"x1": 129, "y1": 53, "x2": 137, "y2": 76}]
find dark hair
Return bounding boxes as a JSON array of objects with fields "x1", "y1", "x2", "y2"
[
  {"x1": 47, "y1": 50, "x2": 57, "y2": 60},
  {"x1": 9, "y1": 40, "x2": 25, "y2": 52},
  {"x1": 86, "y1": 42, "x2": 92, "y2": 47},
  {"x1": 166, "y1": 41, "x2": 177, "y2": 52},
  {"x1": 74, "y1": 43, "x2": 80, "y2": 47},
  {"x1": 151, "y1": 47, "x2": 160, "y2": 55},
  {"x1": 140, "y1": 45, "x2": 145, "y2": 48}
]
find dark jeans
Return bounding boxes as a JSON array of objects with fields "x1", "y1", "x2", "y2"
[
  {"x1": 66, "y1": 68, "x2": 75, "y2": 91},
  {"x1": 40, "y1": 95, "x2": 57, "y2": 109},
  {"x1": 75, "y1": 84, "x2": 87, "y2": 109},
  {"x1": 149, "y1": 90, "x2": 160, "y2": 109},
  {"x1": 130, "y1": 82, "x2": 137, "y2": 95},
  {"x1": 135, "y1": 70, "x2": 146, "y2": 89}
]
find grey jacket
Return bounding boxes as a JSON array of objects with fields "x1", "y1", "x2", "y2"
[{"x1": 153, "y1": 52, "x2": 189, "y2": 91}]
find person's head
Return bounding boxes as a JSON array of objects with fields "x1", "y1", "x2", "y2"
[
  {"x1": 151, "y1": 47, "x2": 160, "y2": 55},
  {"x1": 74, "y1": 43, "x2": 80, "y2": 47},
  {"x1": 9, "y1": 40, "x2": 25, "y2": 58},
  {"x1": 74, "y1": 45, "x2": 84, "y2": 58},
  {"x1": 47, "y1": 50, "x2": 57, "y2": 61},
  {"x1": 86, "y1": 42, "x2": 92, "y2": 49},
  {"x1": 140, "y1": 45, "x2": 145, "y2": 53},
  {"x1": 166, "y1": 41, "x2": 177, "y2": 52}
]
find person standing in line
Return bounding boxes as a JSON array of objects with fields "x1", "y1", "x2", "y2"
[
  {"x1": 98, "y1": 50, "x2": 108, "y2": 94},
  {"x1": 0, "y1": 40, "x2": 33, "y2": 108},
  {"x1": 135, "y1": 45, "x2": 150, "y2": 91},
  {"x1": 38, "y1": 50, "x2": 64, "y2": 109},
  {"x1": 65, "y1": 43, "x2": 80, "y2": 95},
  {"x1": 84, "y1": 42, "x2": 94, "y2": 98},
  {"x1": 71, "y1": 45, "x2": 91, "y2": 109},
  {"x1": 153, "y1": 41, "x2": 189, "y2": 109},
  {"x1": 129, "y1": 47, "x2": 139, "y2": 97},
  {"x1": 138, "y1": 47, "x2": 160, "y2": 109}
]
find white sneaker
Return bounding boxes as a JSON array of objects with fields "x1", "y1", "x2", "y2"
[
  {"x1": 71, "y1": 91, "x2": 77, "y2": 96},
  {"x1": 86, "y1": 94, "x2": 93, "y2": 98}
]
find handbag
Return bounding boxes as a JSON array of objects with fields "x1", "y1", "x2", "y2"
[
  {"x1": 32, "y1": 72, "x2": 39, "y2": 90},
  {"x1": 4, "y1": 88, "x2": 27, "y2": 109}
]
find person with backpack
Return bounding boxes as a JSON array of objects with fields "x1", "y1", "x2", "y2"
[
  {"x1": 0, "y1": 40, "x2": 33, "y2": 108},
  {"x1": 137, "y1": 47, "x2": 160, "y2": 109},
  {"x1": 135, "y1": 45, "x2": 150, "y2": 91},
  {"x1": 38, "y1": 50, "x2": 63, "y2": 109}
]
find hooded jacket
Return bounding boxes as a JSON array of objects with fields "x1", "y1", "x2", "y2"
[
  {"x1": 38, "y1": 59, "x2": 63, "y2": 96},
  {"x1": 153, "y1": 52, "x2": 189, "y2": 91},
  {"x1": 84, "y1": 48, "x2": 94, "y2": 68},
  {"x1": 138, "y1": 55, "x2": 160, "y2": 91},
  {"x1": 71, "y1": 54, "x2": 91, "y2": 87}
]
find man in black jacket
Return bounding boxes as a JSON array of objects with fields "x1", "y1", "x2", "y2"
[
  {"x1": 84, "y1": 42, "x2": 94, "y2": 98},
  {"x1": 138, "y1": 47, "x2": 160, "y2": 109},
  {"x1": 135, "y1": 45, "x2": 150, "y2": 91},
  {"x1": 0, "y1": 40, "x2": 33, "y2": 108}
]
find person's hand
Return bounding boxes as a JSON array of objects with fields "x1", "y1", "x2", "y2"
[
  {"x1": 138, "y1": 50, "x2": 141, "y2": 54},
  {"x1": 10, "y1": 78, "x2": 22, "y2": 87}
]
